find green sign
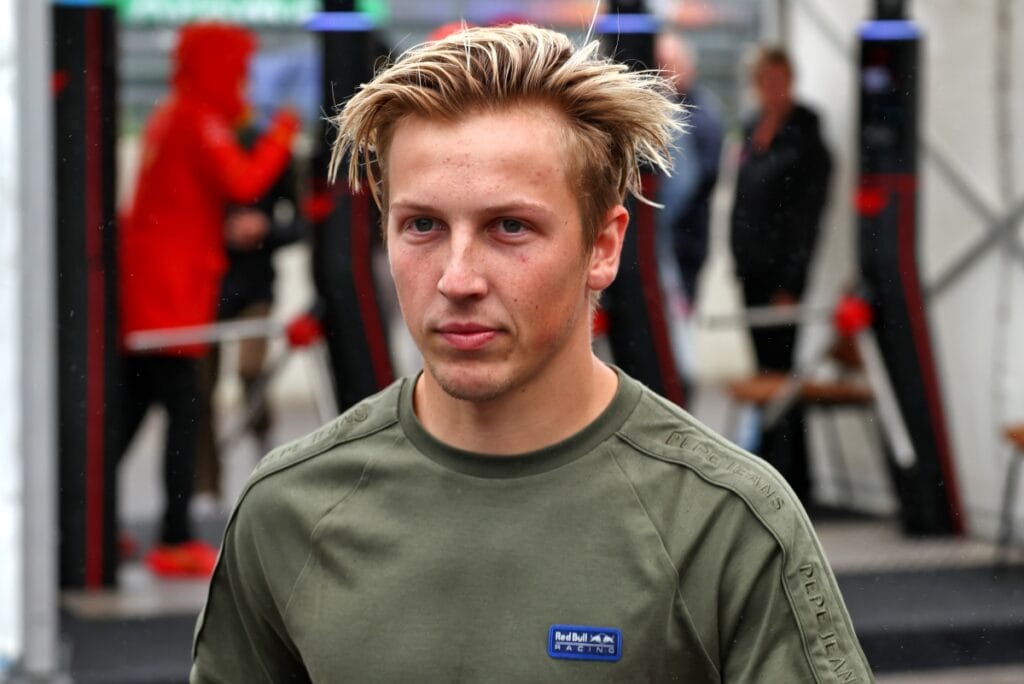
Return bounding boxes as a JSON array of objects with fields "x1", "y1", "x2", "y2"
[
  {"x1": 355, "y1": 0, "x2": 388, "y2": 24},
  {"x1": 116, "y1": 0, "x2": 320, "y2": 25}
]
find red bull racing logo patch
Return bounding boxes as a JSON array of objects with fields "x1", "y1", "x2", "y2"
[{"x1": 547, "y1": 625, "x2": 622, "y2": 662}]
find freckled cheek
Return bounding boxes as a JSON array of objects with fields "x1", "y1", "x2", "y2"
[
  {"x1": 391, "y1": 256, "x2": 433, "y2": 312},
  {"x1": 393, "y1": 248, "x2": 438, "y2": 282}
]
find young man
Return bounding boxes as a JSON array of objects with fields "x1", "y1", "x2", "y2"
[{"x1": 192, "y1": 25, "x2": 870, "y2": 682}]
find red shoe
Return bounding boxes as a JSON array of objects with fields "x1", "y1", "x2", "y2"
[{"x1": 145, "y1": 540, "x2": 219, "y2": 578}]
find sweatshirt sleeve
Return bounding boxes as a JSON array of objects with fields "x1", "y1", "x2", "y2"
[
  {"x1": 191, "y1": 482, "x2": 311, "y2": 684},
  {"x1": 718, "y1": 508, "x2": 872, "y2": 683}
]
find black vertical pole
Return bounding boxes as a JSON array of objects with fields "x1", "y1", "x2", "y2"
[
  {"x1": 54, "y1": 3, "x2": 121, "y2": 587},
  {"x1": 597, "y1": 2, "x2": 686, "y2": 407},
  {"x1": 856, "y1": 0, "x2": 962, "y2": 534},
  {"x1": 309, "y1": 2, "x2": 394, "y2": 411}
]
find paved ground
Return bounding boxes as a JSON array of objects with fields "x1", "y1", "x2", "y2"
[{"x1": 877, "y1": 665, "x2": 1024, "y2": 683}]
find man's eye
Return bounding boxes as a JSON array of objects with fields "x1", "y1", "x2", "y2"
[
  {"x1": 410, "y1": 217, "x2": 436, "y2": 233},
  {"x1": 498, "y1": 218, "x2": 526, "y2": 234}
]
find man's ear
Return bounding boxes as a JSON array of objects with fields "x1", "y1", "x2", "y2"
[{"x1": 587, "y1": 204, "x2": 629, "y2": 292}]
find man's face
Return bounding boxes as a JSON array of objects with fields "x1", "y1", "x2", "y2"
[{"x1": 385, "y1": 105, "x2": 614, "y2": 403}]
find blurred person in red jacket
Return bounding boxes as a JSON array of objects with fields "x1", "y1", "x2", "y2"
[{"x1": 117, "y1": 22, "x2": 298, "y2": 576}]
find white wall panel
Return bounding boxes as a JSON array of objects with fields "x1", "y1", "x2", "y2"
[
  {"x1": 789, "y1": 0, "x2": 1024, "y2": 538},
  {"x1": 0, "y1": 0, "x2": 23, "y2": 672}
]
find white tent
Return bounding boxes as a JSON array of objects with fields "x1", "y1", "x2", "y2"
[{"x1": 775, "y1": 0, "x2": 1024, "y2": 537}]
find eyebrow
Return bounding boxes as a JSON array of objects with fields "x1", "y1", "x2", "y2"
[
  {"x1": 389, "y1": 199, "x2": 556, "y2": 219},
  {"x1": 388, "y1": 200, "x2": 436, "y2": 215}
]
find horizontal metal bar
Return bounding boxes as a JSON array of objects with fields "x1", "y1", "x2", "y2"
[
  {"x1": 124, "y1": 317, "x2": 284, "y2": 351},
  {"x1": 698, "y1": 304, "x2": 833, "y2": 330}
]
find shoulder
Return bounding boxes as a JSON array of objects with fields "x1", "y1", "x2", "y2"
[
  {"x1": 229, "y1": 379, "x2": 405, "y2": 525},
  {"x1": 612, "y1": 379, "x2": 810, "y2": 550},
  {"x1": 609, "y1": 381, "x2": 831, "y2": 633},
  {"x1": 687, "y1": 95, "x2": 724, "y2": 146},
  {"x1": 608, "y1": 379, "x2": 869, "y2": 680},
  {"x1": 789, "y1": 103, "x2": 823, "y2": 131},
  {"x1": 215, "y1": 378, "x2": 407, "y2": 593},
  {"x1": 174, "y1": 102, "x2": 236, "y2": 149},
  {"x1": 690, "y1": 86, "x2": 724, "y2": 122},
  {"x1": 250, "y1": 378, "x2": 403, "y2": 484},
  {"x1": 204, "y1": 381, "x2": 407, "y2": 632}
]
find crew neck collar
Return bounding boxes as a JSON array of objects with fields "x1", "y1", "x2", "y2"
[{"x1": 398, "y1": 367, "x2": 642, "y2": 478}]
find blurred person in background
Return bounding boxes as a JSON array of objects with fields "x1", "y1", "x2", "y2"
[
  {"x1": 729, "y1": 45, "x2": 832, "y2": 504},
  {"x1": 654, "y1": 31, "x2": 724, "y2": 388},
  {"x1": 117, "y1": 22, "x2": 298, "y2": 576},
  {"x1": 193, "y1": 124, "x2": 304, "y2": 516},
  {"x1": 655, "y1": 31, "x2": 723, "y2": 305}
]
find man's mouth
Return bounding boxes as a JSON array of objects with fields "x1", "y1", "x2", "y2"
[{"x1": 437, "y1": 323, "x2": 499, "y2": 351}]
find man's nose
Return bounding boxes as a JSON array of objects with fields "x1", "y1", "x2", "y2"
[{"x1": 437, "y1": 233, "x2": 488, "y2": 300}]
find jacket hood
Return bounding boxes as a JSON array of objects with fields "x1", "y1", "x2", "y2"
[{"x1": 172, "y1": 22, "x2": 255, "y2": 121}]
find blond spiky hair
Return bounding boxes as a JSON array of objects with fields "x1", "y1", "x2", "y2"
[{"x1": 329, "y1": 23, "x2": 683, "y2": 249}]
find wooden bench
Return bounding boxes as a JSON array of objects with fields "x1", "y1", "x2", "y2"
[
  {"x1": 727, "y1": 372, "x2": 873, "y2": 406},
  {"x1": 726, "y1": 371, "x2": 875, "y2": 505}
]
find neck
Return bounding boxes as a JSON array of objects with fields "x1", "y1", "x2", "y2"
[
  {"x1": 764, "y1": 97, "x2": 794, "y2": 121},
  {"x1": 413, "y1": 350, "x2": 619, "y2": 456}
]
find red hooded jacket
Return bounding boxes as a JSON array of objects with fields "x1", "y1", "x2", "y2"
[{"x1": 119, "y1": 23, "x2": 298, "y2": 356}]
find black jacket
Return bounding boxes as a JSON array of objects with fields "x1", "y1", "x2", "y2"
[{"x1": 730, "y1": 103, "x2": 832, "y2": 298}]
